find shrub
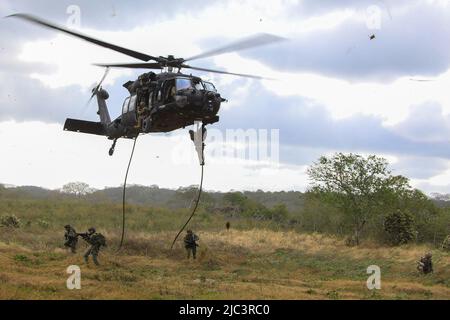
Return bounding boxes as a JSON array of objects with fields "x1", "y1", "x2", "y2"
[
  {"x1": 384, "y1": 210, "x2": 416, "y2": 245},
  {"x1": 0, "y1": 214, "x2": 21, "y2": 228},
  {"x1": 13, "y1": 254, "x2": 30, "y2": 262},
  {"x1": 37, "y1": 219, "x2": 50, "y2": 229}
]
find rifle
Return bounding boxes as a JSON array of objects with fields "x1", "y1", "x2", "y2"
[
  {"x1": 76, "y1": 232, "x2": 90, "y2": 240},
  {"x1": 184, "y1": 235, "x2": 199, "y2": 247}
]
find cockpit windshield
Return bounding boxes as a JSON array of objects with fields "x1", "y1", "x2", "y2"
[
  {"x1": 176, "y1": 78, "x2": 192, "y2": 91},
  {"x1": 176, "y1": 77, "x2": 206, "y2": 91},
  {"x1": 203, "y1": 82, "x2": 217, "y2": 92},
  {"x1": 193, "y1": 80, "x2": 204, "y2": 90}
]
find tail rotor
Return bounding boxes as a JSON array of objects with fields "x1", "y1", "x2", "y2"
[
  {"x1": 80, "y1": 67, "x2": 110, "y2": 116},
  {"x1": 88, "y1": 67, "x2": 110, "y2": 105}
]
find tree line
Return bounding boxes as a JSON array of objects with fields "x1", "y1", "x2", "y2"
[{"x1": 1, "y1": 153, "x2": 449, "y2": 247}]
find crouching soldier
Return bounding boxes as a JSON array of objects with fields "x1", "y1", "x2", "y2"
[
  {"x1": 442, "y1": 235, "x2": 450, "y2": 251},
  {"x1": 64, "y1": 225, "x2": 78, "y2": 253},
  {"x1": 184, "y1": 230, "x2": 199, "y2": 260},
  {"x1": 417, "y1": 252, "x2": 433, "y2": 274},
  {"x1": 79, "y1": 227, "x2": 107, "y2": 266}
]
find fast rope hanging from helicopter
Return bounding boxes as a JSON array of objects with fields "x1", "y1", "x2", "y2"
[
  {"x1": 171, "y1": 123, "x2": 206, "y2": 250},
  {"x1": 117, "y1": 136, "x2": 139, "y2": 251},
  {"x1": 117, "y1": 122, "x2": 207, "y2": 251}
]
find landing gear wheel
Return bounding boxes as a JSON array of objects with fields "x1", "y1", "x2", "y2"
[
  {"x1": 143, "y1": 117, "x2": 153, "y2": 133},
  {"x1": 202, "y1": 124, "x2": 207, "y2": 141},
  {"x1": 109, "y1": 139, "x2": 117, "y2": 156}
]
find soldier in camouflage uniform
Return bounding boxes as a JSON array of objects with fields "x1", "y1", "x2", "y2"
[
  {"x1": 442, "y1": 235, "x2": 450, "y2": 251},
  {"x1": 184, "y1": 229, "x2": 199, "y2": 260},
  {"x1": 80, "y1": 227, "x2": 106, "y2": 266},
  {"x1": 64, "y1": 225, "x2": 78, "y2": 253},
  {"x1": 417, "y1": 252, "x2": 433, "y2": 274}
]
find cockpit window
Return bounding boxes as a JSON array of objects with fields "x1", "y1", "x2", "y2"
[
  {"x1": 194, "y1": 80, "x2": 204, "y2": 90},
  {"x1": 122, "y1": 97, "x2": 130, "y2": 114},
  {"x1": 129, "y1": 95, "x2": 137, "y2": 112},
  {"x1": 203, "y1": 82, "x2": 217, "y2": 92},
  {"x1": 176, "y1": 78, "x2": 192, "y2": 91}
]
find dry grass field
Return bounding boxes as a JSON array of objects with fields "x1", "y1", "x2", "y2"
[{"x1": 1, "y1": 228, "x2": 449, "y2": 300}]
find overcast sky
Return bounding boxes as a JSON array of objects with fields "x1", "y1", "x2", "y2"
[{"x1": 1, "y1": 0, "x2": 450, "y2": 193}]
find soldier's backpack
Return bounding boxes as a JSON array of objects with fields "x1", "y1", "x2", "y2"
[{"x1": 91, "y1": 233, "x2": 107, "y2": 247}]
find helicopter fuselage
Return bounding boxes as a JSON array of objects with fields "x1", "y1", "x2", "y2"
[{"x1": 64, "y1": 71, "x2": 225, "y2": 141}]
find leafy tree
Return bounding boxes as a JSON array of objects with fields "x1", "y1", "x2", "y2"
[
  {"x1": 301, "y1": 195, "x2": 349, "y2": 234},
  {"x1": 270, "y1": 203, "x2": 289, "y2": 222},
  {"x1": 242, "y1": 199, "x2": 271, "y2": 220},
  {"x1": 374, "y1": 187, "x2": 441, "y2": 244},
  {"x1": 400, "y1": 189, "x2": 441, "y2": 243},
  {"x1": 224, "y1": 192, "x2": 248, "y2": 207},
  {"x1": 307, "y1": 153, "x2": 414, "y2": 245},
  {"x1": 384, "y1": 210, "x2": 416, "y2": 245},
  {"x1": 223, "y1": 192, "x2": 271, "y2": 219},
  {"x1": 61, "y1": 182, "x2": 94, "y2": 197},
  {"x1": 173, "y1": 185, "x2": 214, "y2": 208}
]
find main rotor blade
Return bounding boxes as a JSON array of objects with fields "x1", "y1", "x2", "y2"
[
  {"x1": 7, "y1": 13, "x2": 157, "y2": 62},
  {"x1": 409, "y1": 78, "x2": 435, "y2": 82},
  {"x1": 94, "y1": 62, "x2": 162, "y2": 69},
  {"x1": 185, "y1": 33, "x2": 286, "y2": 62},
  {"x1": 182, "y1": 65, "x2": 270, "y2": 80}
]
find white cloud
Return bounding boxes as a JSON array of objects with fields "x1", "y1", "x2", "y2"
[
  {"x1": 212, "y1": 52, "x2": 450, "y2": 125},
  {"x1": 22, "y1": 0, "x2": 447, "y2": 126},
  {"x1": 4, "y1": 0, "x2": 450, "y2": 193},
  {"x1": 16, "y1": 0, "x2": 355, "y2": 89}
]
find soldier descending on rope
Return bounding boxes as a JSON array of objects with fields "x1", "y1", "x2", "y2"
[
  {"x1": 184, "y1": 230, "x2": 199, "y2": 260},
  {"x1": 64, "y1": 225, "x2": 78, "y2": 253},
  {"x1": 417, "y1": 252, "x2": 433, "y2": 274},
  {"x1": 79, "y1": 227, "x2": 107, "y2": 266}
]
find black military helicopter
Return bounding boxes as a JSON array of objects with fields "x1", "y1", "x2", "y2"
[{"x1": 9, "y1": 14, "x2": 284, "y2": 156}]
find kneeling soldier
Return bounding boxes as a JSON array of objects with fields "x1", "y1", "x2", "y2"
[{"x1": 417, "y1": 252, "x2": 433, "y2": 274}]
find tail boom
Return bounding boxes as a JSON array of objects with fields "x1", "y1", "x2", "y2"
[{"x1": 64, "y1": 119, "x2": 106, "y2": 136}]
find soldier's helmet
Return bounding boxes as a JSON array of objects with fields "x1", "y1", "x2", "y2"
[
  {"x1": 425, "y1": 252, "x2": 432, "y2": 258},
  {"x1": 64, "y1": 225, "x2": 71, "y2": 229},
  {"x1": 88, "y1": 227, "x2": 96, "y2": 234},
  {"x1": 187, "y1": 230, "x2": 193, "y2": 234}
]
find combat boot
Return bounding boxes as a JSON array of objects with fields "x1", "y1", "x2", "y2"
[{"x1": 93, "y1": 254, "x2": 100, "y2": 266}]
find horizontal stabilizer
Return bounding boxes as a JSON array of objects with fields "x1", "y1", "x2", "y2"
[{"x1": 64, "y1": 119, "x2": 106, "y2": 136}]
